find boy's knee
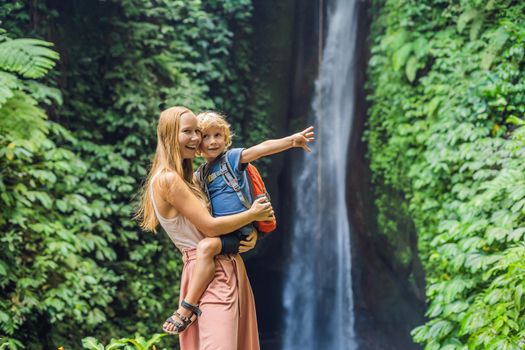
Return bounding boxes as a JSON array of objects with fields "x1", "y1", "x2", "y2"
[{"x1": 197, "y1": 238, "x2": 221, "y2": 258}]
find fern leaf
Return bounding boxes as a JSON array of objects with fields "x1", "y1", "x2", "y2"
[
  {"x1": 0, "y1": 38, "x2": 59, "y2": 78},
  {"x1": 0, "y1": 91, "x2": 47, "y2": 141},
  {"x1": 0, "y1": 71, "x2": 19, "y2": 107}
]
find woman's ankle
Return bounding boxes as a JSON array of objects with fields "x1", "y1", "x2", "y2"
[{"x1": 181, "y1": 297, "x2": 199, "y2": 306}]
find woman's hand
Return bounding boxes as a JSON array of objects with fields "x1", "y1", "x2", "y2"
[
  {"x1": 290, "y1": 126, "x2": 315, "y2": 152},
  {"x1": 239, "y1": 230, "x2": 257, "y2": 253},
  {"x1": 249, "y1": 197, "x2": 274, "y2": 221}
]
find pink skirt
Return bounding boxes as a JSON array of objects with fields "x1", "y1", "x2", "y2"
[{"x1": 178, "y1": 249, "x2": 260, "y2": 350}]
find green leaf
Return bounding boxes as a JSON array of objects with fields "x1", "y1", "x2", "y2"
[
  {"x1": 487, "y1": 227, "x2": 509, "y2": 243},
  {"x1": 82, "y1": 337, "x2": 105, "y2": 350},
  {"x1": 392, "y1": 43, "x2": 412, "y2": 71},
  {"x1": 0, "y1": 71, "x2": 18, "y2": 107},
  {"x1": 457, "y1": 9, "x2": 479, "y2": 33},
  {"x1": 506, "y1": 116, "x2": 525, "y2": 126},
  {"x1": 461, "y1": 309, "x2": 489, "y2": 334},
  {"x1": 381, "y1": 30, "x2": 409, "y2": 51},
  {"x1": 470, "y1": 16, "x2": 484, "y2": 41},
  {"x1": 481, "y1": 27, "x2": 509, "y2": 70},
  {"x1": 514, "y1": 285, "x2": 523, "y2": 312},
  {"x1": 86, "y1": 308, "x2": 106, "y2": 326},
  {"x1": 84, "y1": 275, "x2": 97, "y2": 284},
  {"x1": 105, "y1": 340, "x2": 127, "y2": 350},
  {"x1": 56, "y1": 199, "x2": 68, "y2": 212},
  {"x1": 405, "y1": 56, "x2": 419, "y2": 82},
  {"x1": 428, "y1": 320, "x2": 454, "y2": 340},
  {"x1": 144, "y1": 333, "x2": 167, "y2": 348},
  {"x1": 507, "y1": 228, "x2": 525, "y2": 242}
]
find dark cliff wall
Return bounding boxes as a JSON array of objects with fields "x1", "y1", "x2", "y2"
[
  {"x1": 245, "y1": 1, "x2": 323, "y2": 348},
  {"x1": 246, "y1": 1, "x2": 426, "y2": 349}
]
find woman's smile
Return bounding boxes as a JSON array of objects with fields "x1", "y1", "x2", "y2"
[{"x1": 179, "y1": 113, "x2": 202, "y2": 159}]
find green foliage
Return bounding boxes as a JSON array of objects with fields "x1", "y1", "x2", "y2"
[
  {"x1": 1, "y1": 0, "x2": 269, "y2": 348},
  {"x1": 0, "y1": 28, "x2": 121, "y2": 348},
  {"x1": 367, "y1": 0, "x2": 525, "y2": 348},
  {"x1": 82, "y1": 334, "x2": 166, "y2": 350},
  {"x1": 0, "y1": 35, "x2": 59, "y2": 79}
]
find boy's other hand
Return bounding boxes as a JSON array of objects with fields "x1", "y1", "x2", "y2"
[
  {"x1": 239, "y1": 230, "x2": 257, "y2": 253},
  {"x1": 291, "y1": 126, "x2": 315, "y2": 152}
]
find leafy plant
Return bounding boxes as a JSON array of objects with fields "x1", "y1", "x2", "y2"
[
  {"x1": 367, "y1": 0, "x2": 525, "y2": 348},
  {"x1": 82, "y1": 334, "x2": 166, "y2": 350},
  {"x1": 0, "y1": 0, "x2": 270, "y2": 348}
]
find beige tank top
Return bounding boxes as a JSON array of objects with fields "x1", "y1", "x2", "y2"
[{"x1": 150, "y1": 173, "x2": 205, "y2": 251}]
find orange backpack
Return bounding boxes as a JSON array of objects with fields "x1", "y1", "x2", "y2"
[
  {"x1": 243, "y1": 163, "x2": 277, "y2": 233},
  {"x1": 197, "y1": 154, "x2": 277, "y2": 235}
]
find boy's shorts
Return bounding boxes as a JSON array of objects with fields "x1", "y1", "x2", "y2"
[{"x1": 220, "y1": 224, "x2": 255, "y2": 255}]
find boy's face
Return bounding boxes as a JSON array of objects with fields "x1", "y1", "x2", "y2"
[{"x1": 200, "y1": 125, "x2": 227, "y2": 161}]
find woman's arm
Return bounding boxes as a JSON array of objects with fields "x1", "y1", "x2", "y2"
[
  {"x1": 157, "y1": 171, "x2": 273, "y2": 237},
  {"x1": 240, "y1": 126, "x2": 315, "y2": 164}
]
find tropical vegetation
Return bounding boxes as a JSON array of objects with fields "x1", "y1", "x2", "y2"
[
  {"x1": 366, "y1": 0, "x2": 525, "y2": 348},
  {"x1": 0, "y1": 0, "x2": 267, "y2": 348},
  {"x1": 2, "y1": 0, "x2": 525, "y2": 349}
]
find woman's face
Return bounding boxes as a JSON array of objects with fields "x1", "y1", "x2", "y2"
[{"x1": 178, "y1": 112, "x2": 201, "y2": 159}]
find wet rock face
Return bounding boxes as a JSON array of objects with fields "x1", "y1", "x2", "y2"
[
  {"x1": 246, "y1": 1, "x2": 426, "y2": 349},
  {"x1": 245, "y1": 2, "x2": 322, "y2": 348}
]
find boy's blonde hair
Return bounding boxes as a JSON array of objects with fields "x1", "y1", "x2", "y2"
[{"x1": 196, "y1": 111, "x2": 233, "y2": 149}]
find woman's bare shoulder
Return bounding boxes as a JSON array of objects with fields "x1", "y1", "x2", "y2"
[
  {"x1": 156, "y1": 169, "x2": 181, "y2": 182},
  {"x1": 155, "y1": 170, "x2": 186, "y2": 194}
]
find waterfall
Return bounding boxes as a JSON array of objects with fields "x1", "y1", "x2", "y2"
[{"x1": 282, "y1": 0, "x2": 358, "y2": 349}]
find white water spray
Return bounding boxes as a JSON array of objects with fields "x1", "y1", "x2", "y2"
[{"x1": 282, "y1": 0, "x2": 358, "y2": 349}]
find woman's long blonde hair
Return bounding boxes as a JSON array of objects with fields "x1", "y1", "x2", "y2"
[{"x1": 136, "y1": 106, "x2": 207, "y2": 232}]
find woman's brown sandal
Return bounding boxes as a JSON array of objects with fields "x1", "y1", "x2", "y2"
[{"x1": 163, "y1": 300, "x2": 202, "y2": 335}]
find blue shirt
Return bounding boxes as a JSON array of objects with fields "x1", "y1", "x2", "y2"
[{"x1": 204, "y1": 148, "x2": 252, "y2": 217}]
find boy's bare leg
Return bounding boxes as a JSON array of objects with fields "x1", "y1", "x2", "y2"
[
  {"x1": 164, "y1": 237, "x2": 221, "y2": 332},
  {"x1": 184, "y1": 237, "x2": 221, "y2": 305}
]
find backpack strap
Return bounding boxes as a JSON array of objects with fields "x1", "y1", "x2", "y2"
[
  {"x1": 195, "y1": 164, "x2": 205, "y2": 186},
  {"x1": 220, "y1": 155, "x2": 251, "y2": 209},
  {"x1": 196, "y1": 163, "x2": 214, "y2": 213},
  {"x1": 206, "y1": 163, "x2": 229, "y2": 184},
  {"x1": 206, "y1": 171, "x2": 222, "y2": 184}
]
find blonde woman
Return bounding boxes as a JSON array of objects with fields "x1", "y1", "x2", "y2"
[{"x1": 137, "y1": 106, "x2": 273, "y2": 350}]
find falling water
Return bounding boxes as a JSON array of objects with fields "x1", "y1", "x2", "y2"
[{"x1": 282, "y1": 0, "x2": 358, "y2": 349}]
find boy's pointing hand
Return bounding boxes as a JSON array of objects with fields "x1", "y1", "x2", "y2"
[{"x1": 291, "y1": 126, "x2": 315, "y2": 152}]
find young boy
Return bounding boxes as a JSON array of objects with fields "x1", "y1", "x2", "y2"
[{"x1": 164, "y1": 111, "x2": 314, "y2": 334}]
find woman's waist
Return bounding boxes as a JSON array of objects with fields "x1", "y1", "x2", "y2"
[
  {"x1": 181, "y1": 248, "x2": 239, "y2": 263},
  {"x1": 163, "y1": 227, "x2": 204, "y2": 250}
]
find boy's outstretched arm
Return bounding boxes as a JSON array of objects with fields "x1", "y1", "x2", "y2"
[{"x1": 240, "y1": 126, "x2": 315, "y2": 163}]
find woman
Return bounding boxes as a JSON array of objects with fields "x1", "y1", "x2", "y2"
[{"x1": 136, "y1": 106, "x2": 272, "y2": 350}]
